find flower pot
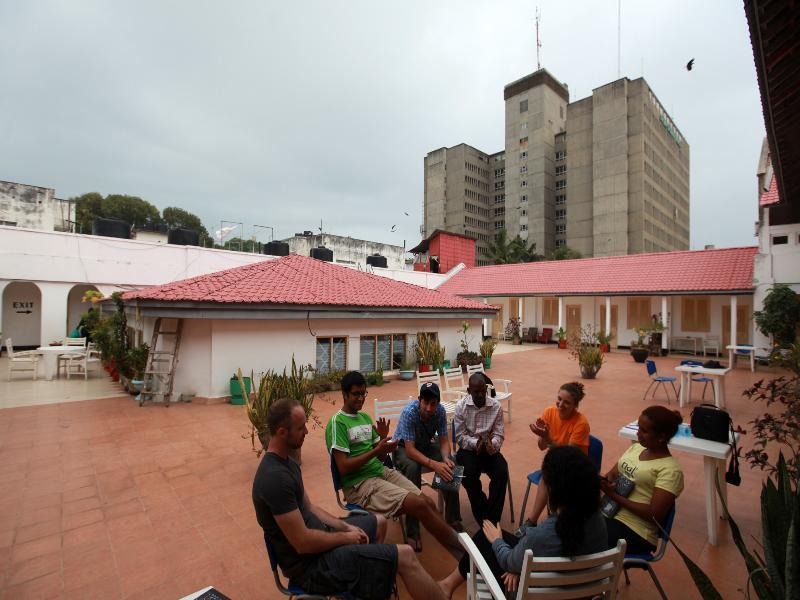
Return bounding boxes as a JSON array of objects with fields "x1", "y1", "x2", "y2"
[
  {"x1": 111, "y1": 369, "x2": 119, "y2": 382},
  {"x1": 630, "y1": 347, "x2": 649, "y2": 363},
  {"x1": 483, "y1": 356, "x2": 492, "y2": 369},
  {"x1": 230, "y1": 376, "x2": 252, "y2": 405},
  {"x1": 399, "y1": 370, "x2": 415, "y2": 381},
  {"x1": 512, "y1": 335, "x2": 522, "y2": 345},
  {"x1": 558, "y1": 339, "x2": 567, "y2": 349},
  {"x1": 580, "y1": 364, "x2": 600, "y2": 379},
  {"x1": 442, "y1": 359, "x2": 451, "y2": 369},
  {"x1": 418, "y1": 364, "x2": 432, "y2": 373},
  {"x1": 600, "y1": 343, "x2": 610, "y2": 353}
]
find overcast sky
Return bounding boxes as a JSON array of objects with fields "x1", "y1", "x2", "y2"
[{"x1": 1, "y1": 1, "x2": 764, "y2": 251}]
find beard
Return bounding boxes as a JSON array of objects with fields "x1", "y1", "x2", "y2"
[{"x1": 473, "y1": 397, "x2": 486, "y2": 408}]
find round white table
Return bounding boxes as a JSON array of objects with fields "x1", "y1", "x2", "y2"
[{"x1": 36, "y1": 346, "x2": 85, "y2": 380}]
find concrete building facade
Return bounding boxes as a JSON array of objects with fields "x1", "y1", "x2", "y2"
[
  {"x1": 423, "y1": 71, "x2": 690, "y2": 262},
  {"x1": 281, "y1": 232, "x2": 408, "y2": 270},
  {"x1": 0, "y1": 180, "x2": 75, "y2": 233}
]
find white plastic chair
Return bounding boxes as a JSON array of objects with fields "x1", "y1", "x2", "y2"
[
  {"x1": 458, "y1": 532, "x2": 626, "y2": 600},
  {"x1": 6, "y1": 338, "x2": 39, "y2": 381},
  {"x1": 443, "y1": 366, "x2": 467, "y2": 393},
  {"x1": 702, "y1": 336, "x2": 720, "y2": 357},
  {"x1": 465, "y1": 363, "x2": 513, "y2": 422},
  {"x1": 64, "y1": 347, "x2": 101, "y2": 380}
]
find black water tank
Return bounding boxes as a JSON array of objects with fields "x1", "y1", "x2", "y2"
[
  {"x1": 167, "y1": 228, "x2": 199, "y2": 246},
  {"x1": 263, "y1": 241, "x2": 290, "y2": 256},
  {"x1": 92, "y1": 218, "x2": 131, "y2": 239},
  {"x1": 366, "y1": 254, "x2": 388, "y2": 268},
  {"x1": 310, "y1": 246, "x2": 333, "y2": 262}
]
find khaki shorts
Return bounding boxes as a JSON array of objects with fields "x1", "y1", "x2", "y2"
[{"x1": 344, "y1": 466, "x2": 421, "y2": 518}]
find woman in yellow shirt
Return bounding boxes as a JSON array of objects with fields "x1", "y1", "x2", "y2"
[
  {"x1": 600, "y1": 405, "x2": 684, "y2": 554},
  {"x1": 523, "y1": 382, "x2": 591, "y2": 525}
]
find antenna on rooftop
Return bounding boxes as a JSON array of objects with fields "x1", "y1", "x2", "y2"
[
  {"x1": 617, "y1": 0, "x2": 622, "y2": 79},
  {"x1": 535, "y1": 7, "x2": 542, "y2": 70}
]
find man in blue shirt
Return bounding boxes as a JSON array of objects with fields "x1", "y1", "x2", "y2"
[{"x1": 393, "y1": 382, "x2": 462, "y2": 551}]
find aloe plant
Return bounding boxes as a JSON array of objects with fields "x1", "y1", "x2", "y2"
[{"x1": 670, "y1": 455, "x2": 799, "y2": 599}]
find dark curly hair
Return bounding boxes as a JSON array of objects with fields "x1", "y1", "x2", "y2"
[
  {"x1": 642, "y1": 405, "x2": 682, "y2": 440},
  {"x1": 542, "y1": 445, "x2": 600, "y2": 555},
  {"x1": 559, "y1": 381, "x2": 586, "y2": 404}
]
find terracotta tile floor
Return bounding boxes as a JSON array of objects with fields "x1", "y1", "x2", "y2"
[{"x1": 0, "y1": 347, "x2": 778, "y2": 599}]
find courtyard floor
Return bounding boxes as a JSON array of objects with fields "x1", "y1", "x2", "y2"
[{"x1": 0, "y1": 346, "x2": 778, "y2": 599}]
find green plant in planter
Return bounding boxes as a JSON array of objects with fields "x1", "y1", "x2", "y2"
[
  {"x1": 479, "y1": 339, "x2": 497, "y2": 369},
  {"x1": 755, "y1": 284, "x2": 800, "y2": 349},
  {"x1": 596, "y1": 330, "x2": 613, "y2": 351},
  {"x1": 240, "y1": 356, "x2": 324, "y2": 459},
  {"x1": 414, "y1": 334, "x2": 435, "y2": 368},
  {"x1": 567, "y1": 326, "x2": 604, "y2": 379},
  {"x1": 365, "y1": 362, "x2": 385, "y2": 386},
  {"x1": 126, "y1": 344, "x2": 149, "y2": 380},
  {"x1": 430, "y1": 339, "x2": 446, "y2": 369},
  {"x1": 398, "y1": 358, "x2": 416, "y2": 380}
]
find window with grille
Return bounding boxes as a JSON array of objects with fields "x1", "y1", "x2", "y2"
[
  {"x1": 556, "y1": 224, "x2": 566, "y2": 234},
  {"x1": 520, "y1": 99, "x2": 528, "y2": 112},
  {"x1": 316, "y1": 337, "x2": 347, "y2": 374},
  {"x1": 520, "y1": 151, "x2": 528, "y2": 159},
  {"x1": 521, "y1": 180, "x2": 528, "y2": 188},
  {"x1": 555, "y1": 165, "x2": 566, "y2": 175},
  {"x1": 360, "y1": 334, "x2": 407, "y2": 371},
  {"x1": 555, "y1": 180, "x2": 566, "y2": 190},
  {"x1": 520, "y1": 224, "x2": 528, "y2": 231},
  {"x1": 521, "y1": 195, "x2": 528, "y2": 203},
  {"x1": 555, "y1": 195, "x2": 566, "y2": 205},
  {"x1": 555, "y1": 209, "x2": 566, "y2": 220}
]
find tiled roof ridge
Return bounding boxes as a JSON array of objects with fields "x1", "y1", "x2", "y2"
[{"x1": 467, "y1": 245, "x2": 759, "y2": 271}]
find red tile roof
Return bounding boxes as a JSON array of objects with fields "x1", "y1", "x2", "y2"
[
  {"x1": 122, "y1": 254, "x2": 492, "y2": 311},
  {"x1": 759, "y1": 173, "x2": 780, "y2": 207},
  {"x1": 438, "y1": 247, "x2": 757, "y2": 297}
]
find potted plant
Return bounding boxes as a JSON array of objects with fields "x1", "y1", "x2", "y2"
[
  {"x1": 230, "y1": 372, "x2": 253, "y2": 405},
  {"x1": 568, "y1": 326, "x2": 604, "y2": 379},
  {"x1": 505, "y1": 317, "x2": 522, "y2": 345},
  {"x1": 126, "y1": 344, "x2": 149, "y2": 396},
  {"x1": 596, "y1": 331, "x2": 613, "y2": 353},
  {"x1": 241, "y1": 356, "x2": 322, "y2": 462},
  {"x1": 555, "y1": 327, "x2": 567, "y2": 349},
  {"x1": 479, "y1": 338, "x2": 497, "y2": 369},
  {"x1": 456, "y1": 321, "x2": 479, "y2": 372},
  {"x1": 630, "y1": 328, "x2": 650, "y2": 363},
  {"x1": 398, "y1": 358, "x2": 416, "y2": 380},
  {"x1": 365, "y1": 362, "x2": 385, "y2": 386},
  {"x1": 414, "y1": 334, "x2": 434, "y2": 372},
  {"x1": 754, "y1": 283, "x2": 800, "y2": 350},
  {"x1": 430, "y1": 340, "x2": 447, "y2": 373}
]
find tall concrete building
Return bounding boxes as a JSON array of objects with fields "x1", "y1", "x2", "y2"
[{"x1": 423, "y1": 70, "x2": 690, "y2": 262}]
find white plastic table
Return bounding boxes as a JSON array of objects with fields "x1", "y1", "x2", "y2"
[
  {"x1": 675, "y1": 364, "x2": 730, "y2": 409},
  {"x1": 619, "y1": 421, "x2": 738, "y2": 546},
  {"x1": 36, "y1": 346, "x2": 85, "y2": 380},
  {"x1": 726, "y1": 345, "x2": 755, "y2": 372}
]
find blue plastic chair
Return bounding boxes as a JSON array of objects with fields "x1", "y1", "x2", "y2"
[
  {"x1": 622, "y1": 504, "x2": 677, "y2": 600},
  {"x1": 264, "y1": 531, "x2": 347, "y2": 599},
  {"x1": 518, "y1": 434, "x2": 603, "y2": 524},
  {"x1": 644, "y1": 360, "x2": 678, "y2": 404},
  {"x1": 680, "y1": 359, "x2": 711, "y2": 401}
]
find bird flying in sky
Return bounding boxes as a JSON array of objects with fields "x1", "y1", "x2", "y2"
[
  {"x1": 390, "y1": 225, "x2": 397, "y2": 232},
  {"x1": 686, "y1": 58, "x2": 695, "y2": 71}
]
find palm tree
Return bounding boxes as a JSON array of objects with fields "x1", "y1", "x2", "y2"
[
  {"x1": 551, "y1": 246, "x2": 582, "y2": 260},
  {"x1": 483, "y1": 230, "x2": 517, "y2": 264}
]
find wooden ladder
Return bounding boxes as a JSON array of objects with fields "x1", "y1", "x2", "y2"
[{"x1": 140, "y1": 317, "x2": 183, "y2": 407}]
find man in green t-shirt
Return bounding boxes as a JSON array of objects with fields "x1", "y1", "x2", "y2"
[{"x1": 326, "y1": 371, "x2": 461, "y2": 554}]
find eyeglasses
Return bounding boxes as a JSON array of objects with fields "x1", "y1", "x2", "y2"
[{"x1": 348, "y1": 391, "x2": 368, "y2": 398}]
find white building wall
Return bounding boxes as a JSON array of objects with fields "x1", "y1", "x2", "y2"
[
  {"x1": 753, "y1": 213, "x2": 800, "y2": 348},
  {"x1": 0, "y1": 181, "x2": 74, "y2": 232},
  {"x1": 282, "y1": 234, "x2": 407, "y2": 270},
  {"x1": 139, "y1": 316, "x2": 479, "y2": 399},
  {"x1": 0, "y1": 226, "x2": 452, "y2": 346}
]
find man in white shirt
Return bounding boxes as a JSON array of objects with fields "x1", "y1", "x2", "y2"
[{"x1": 454, "y1": 373, "x2": 508, "y2": 524}]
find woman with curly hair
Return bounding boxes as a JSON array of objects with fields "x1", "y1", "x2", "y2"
[
  {"x1": 438, "y1": 446, "x2": 608, "y2": 597},
  {"x1": 522, "y1": 381, "x2": 591, "y2": 526},
  {"x1": 601, "y1": 405, "x2": 684, "y2": 554}
]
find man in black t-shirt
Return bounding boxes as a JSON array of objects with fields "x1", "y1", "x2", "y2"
[{"x1": 253, "y1": 398, "x2": 447, "y2": 600}]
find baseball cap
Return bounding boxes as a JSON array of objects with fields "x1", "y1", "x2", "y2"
[{"x1": 419, "y1": 382, "x2": 441, "y2": 399}]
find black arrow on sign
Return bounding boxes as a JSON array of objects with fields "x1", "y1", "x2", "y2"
[{"x1": 16, "y1": 310, "x2": 32, "y2": 314}]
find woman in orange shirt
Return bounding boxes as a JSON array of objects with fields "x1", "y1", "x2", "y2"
[{"x1": 522, "y1": 381, "x2": 590, "y2": 526}]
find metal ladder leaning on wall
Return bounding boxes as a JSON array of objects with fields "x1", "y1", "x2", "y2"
[{"x1": 140, "y1": 317, "x2": 183, "y2": 407}]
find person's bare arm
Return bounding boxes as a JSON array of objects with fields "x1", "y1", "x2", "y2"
[
  {"x1": 599, "y1": 479, "x2": 676, "y2": 523},
  {"x1": 405, "y1": 440, "x2": 453, "y2": 481},
  {"x1": 332, "y1": 439, "x2": 398, "y2": 475},
  {"x1": 273, "y1": 509, "x2": 364, "y2": 554}
]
